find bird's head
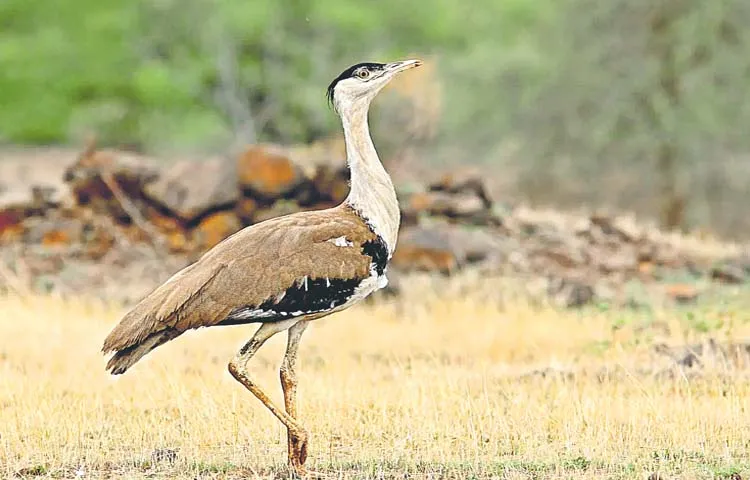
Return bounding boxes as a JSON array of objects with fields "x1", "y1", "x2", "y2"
[{"x1": 327, "y1": 60, "x2": 422, "y2": 115}]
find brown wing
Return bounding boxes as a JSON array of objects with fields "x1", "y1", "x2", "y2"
[{"x1": 102, "y1": 205, "x2": 379, "y2": 373}]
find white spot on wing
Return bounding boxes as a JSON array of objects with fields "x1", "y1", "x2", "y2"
[{"x1": 329, "y1": 236, "x2": 354, "y2": 247}]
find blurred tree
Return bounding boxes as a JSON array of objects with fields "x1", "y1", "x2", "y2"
[
  {"x1": 521, "y1": 0, "x2": 750, "y2": 231},
  {"x1": 0, "y1": 0, "x2": 141, "y2": 144},
  {"x1": 0, "y1": 0, "x2": 549, "y2": 153}
]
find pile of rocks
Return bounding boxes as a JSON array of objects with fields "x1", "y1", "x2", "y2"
[
  {"x1": 0, "y1": 140, "x2": 498, "y2": 256},
  {"x1": 0, "y1": 141, "x2": 746, "y2": 306}
]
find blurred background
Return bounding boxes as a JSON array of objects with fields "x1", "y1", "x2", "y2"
[
  {"x1": 2, "y1": 0, "x2": 750, "y2": 307},
  {"x1": 3, "y1": 0, "x2": 750, "y2": 237},
  {"x1": 3, "y1": 5, "x2": 750, "y2": 476}
]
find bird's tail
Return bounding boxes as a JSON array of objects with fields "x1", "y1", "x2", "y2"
[
  {"x1": 104, "y1": 328, "x2": 180, "y2": 375},
  {"x1": 101, "y1": 258, "x2": 220, "y2": 375}
]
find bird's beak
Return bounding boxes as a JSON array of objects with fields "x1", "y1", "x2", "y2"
[{"x1": 384, "y1": 59, "x2": 423, "y2": 74}]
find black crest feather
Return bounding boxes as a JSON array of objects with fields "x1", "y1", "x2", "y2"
[{"x1": 326, "y1": 62, "x2": 386, "y2": 108}]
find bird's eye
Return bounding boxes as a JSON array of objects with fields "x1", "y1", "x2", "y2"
[{"x1": 356, "y1": 69, "x2": 370, "y2": 80}]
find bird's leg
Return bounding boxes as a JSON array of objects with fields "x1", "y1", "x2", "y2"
[
  {"x1": 280, "y1": 321, "x2": 310, "y2": 471},
  {"x1": 227, "y1": 322, "x2": 309, "y2": 476}
]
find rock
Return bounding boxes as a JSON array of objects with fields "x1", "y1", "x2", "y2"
[
  {"x1": 392, "y1": 228, "x2": 457, "y2": 274},
  {"x1": 310, "y1": 164, "x2": 349, "y2": 204},
  {"x1": 563, "y1": 282, "x2": 595, "y2": 308},
  {"x1": 0, "y1": 149, "x2": 69, "y2": 220},
  {"x1": 236, "y1": 196, "x2": 260, "y2": 225},
  {"x1": 0, "y1": 199, "x2": 25, "y2": 237},
  {"x1": 80, "y1": 222, "x2": 116, "y2": 260},
  {"x1": 525, "y1": 222, "x2": 574, "y2": 247},
  {"x1": 547, "y1": 276, "x2": 595, "y2": 308},
  {"x1": 0, "y1": 183, "x2": 65, "y2": 237},
  {"x1": 144, "y1": 156, "x2": 237, "y2": 223},
  {"x1": 64, "y1": 141, "x2": 160, "y2": 225},
  {"x1": 1, "y1": 185, "x2": 63, "y2": 210},
  {"x1": 709, "y1": 255, "x2": 750, "y2": 285},
  {"x1": 594, "y1": 245, "x2": 638, "y2": 274},
  {"x1": 589, "y1": 212, "x2": 642, "y2": 243},
  {"x1": 650, "y1": 244, "x2": 684, "y2": 269},
  {"x1": 144, "y1": 206, "x2": 183, "y2": 234},
  {"x1": 664, "y1": 283, "x2": 699, "y2": 304},
  {"x1": 710, "y1": 262, "x2": 746, "y2": 284},
  {"x1": 253, "y1": 201, "x2": 302, "y2": 224},
  {"x1": 23, "y1": 218, "x2": 84, "y2": 249},
  {"x1": 237, "y1": 144, "x2": 305, "y2": 199},
  {"x1": 526, "y1": 229, "x2": 587, "y2": 272},
  {"x1": 165, "y1": 230, "x2": 191, "y2": 254},
  {"x1": 532, "y1": 245, "x2": 586, "y2": 270},
  {"x1": 428, "y1": 171, "x2": 493, "y2": 209},
  {"x1": 24, "y1": 252, "x2": 66, "y2": 277},
  {"x1": 637, "y1": 259, "x2": 655, "y2": 280},
  {"x1": 391, "y1": 225, "x2": 504, "y2": 274},
  {"x1": 0, "y1": 216, "x2": 24, "y2": 242},
  {"x1": 391, "y1": 242, "x2": 458, "y2": 274},
  {"x1": 287, "y1": 135, "x2": 346, "y2": 172},
  {"x1": 193, "y1": 211, "x2": 242, "y2": 251},
  {"x1": 65, "y1": 140, "x2": 160, "y2": 198},
  {"x1": 0, "y1": 147, "x2": 71, "y2": 184},
  {"x1": 404, "y1": 191, "x2": 495, "y2": 224},
  {"x1": 410, "y1": 224, "x2": 504, "y2": 263}
]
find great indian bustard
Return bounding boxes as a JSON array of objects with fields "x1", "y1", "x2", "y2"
[{"x1": 102, "y1": 59, "x2": 422, "y2": 476}]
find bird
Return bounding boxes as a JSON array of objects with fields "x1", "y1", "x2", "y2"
[{"x1": 101, "y1": 59, "x2": 422, "y2": 477}]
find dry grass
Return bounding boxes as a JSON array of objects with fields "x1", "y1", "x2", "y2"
[{"x1": 1, "y1": 277, "x2": 749, "y2": 479}]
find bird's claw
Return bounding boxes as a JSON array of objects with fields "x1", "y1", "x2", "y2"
[{"x1": 288, "y1": 430, "x2": 309, "y2": 476}]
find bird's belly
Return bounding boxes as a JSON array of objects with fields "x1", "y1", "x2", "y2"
[
  {"x1": 316, "y1": 270, "x2": 387, "y2": 319},
  {"x1": 221, "y1": 270, "x2": 388, "y2": 325},
  {"x1": 348, "y1": 271, "x2": 388, "y2": 304}
]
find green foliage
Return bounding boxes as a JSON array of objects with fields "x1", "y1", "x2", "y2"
[
  {"x1": 0, "y1": 0, "x2": 550, "y2": 150},
  {"x1": 516, "y1": 0, "x2": 750, "y2": 235}
]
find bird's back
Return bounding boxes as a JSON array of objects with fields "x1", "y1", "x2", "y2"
[{"x1": 102, "y1": 204, "x2": 389, "y2": 374}]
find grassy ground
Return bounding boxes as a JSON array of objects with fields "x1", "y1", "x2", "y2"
[{"x1": 1, "y1": 276, "x2": 749, "y2": 479}]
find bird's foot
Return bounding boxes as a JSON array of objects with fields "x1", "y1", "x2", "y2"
[
  {"x1": 289, "y1": 433, "x2": 308, "y2": 465},
  {"x1": 288, "y1": 430, "x2": 313, "y2": 478}
]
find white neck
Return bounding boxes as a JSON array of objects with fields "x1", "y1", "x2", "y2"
[{"x1": 340, "y1": 102, "x2": 400, "y2": 255}]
